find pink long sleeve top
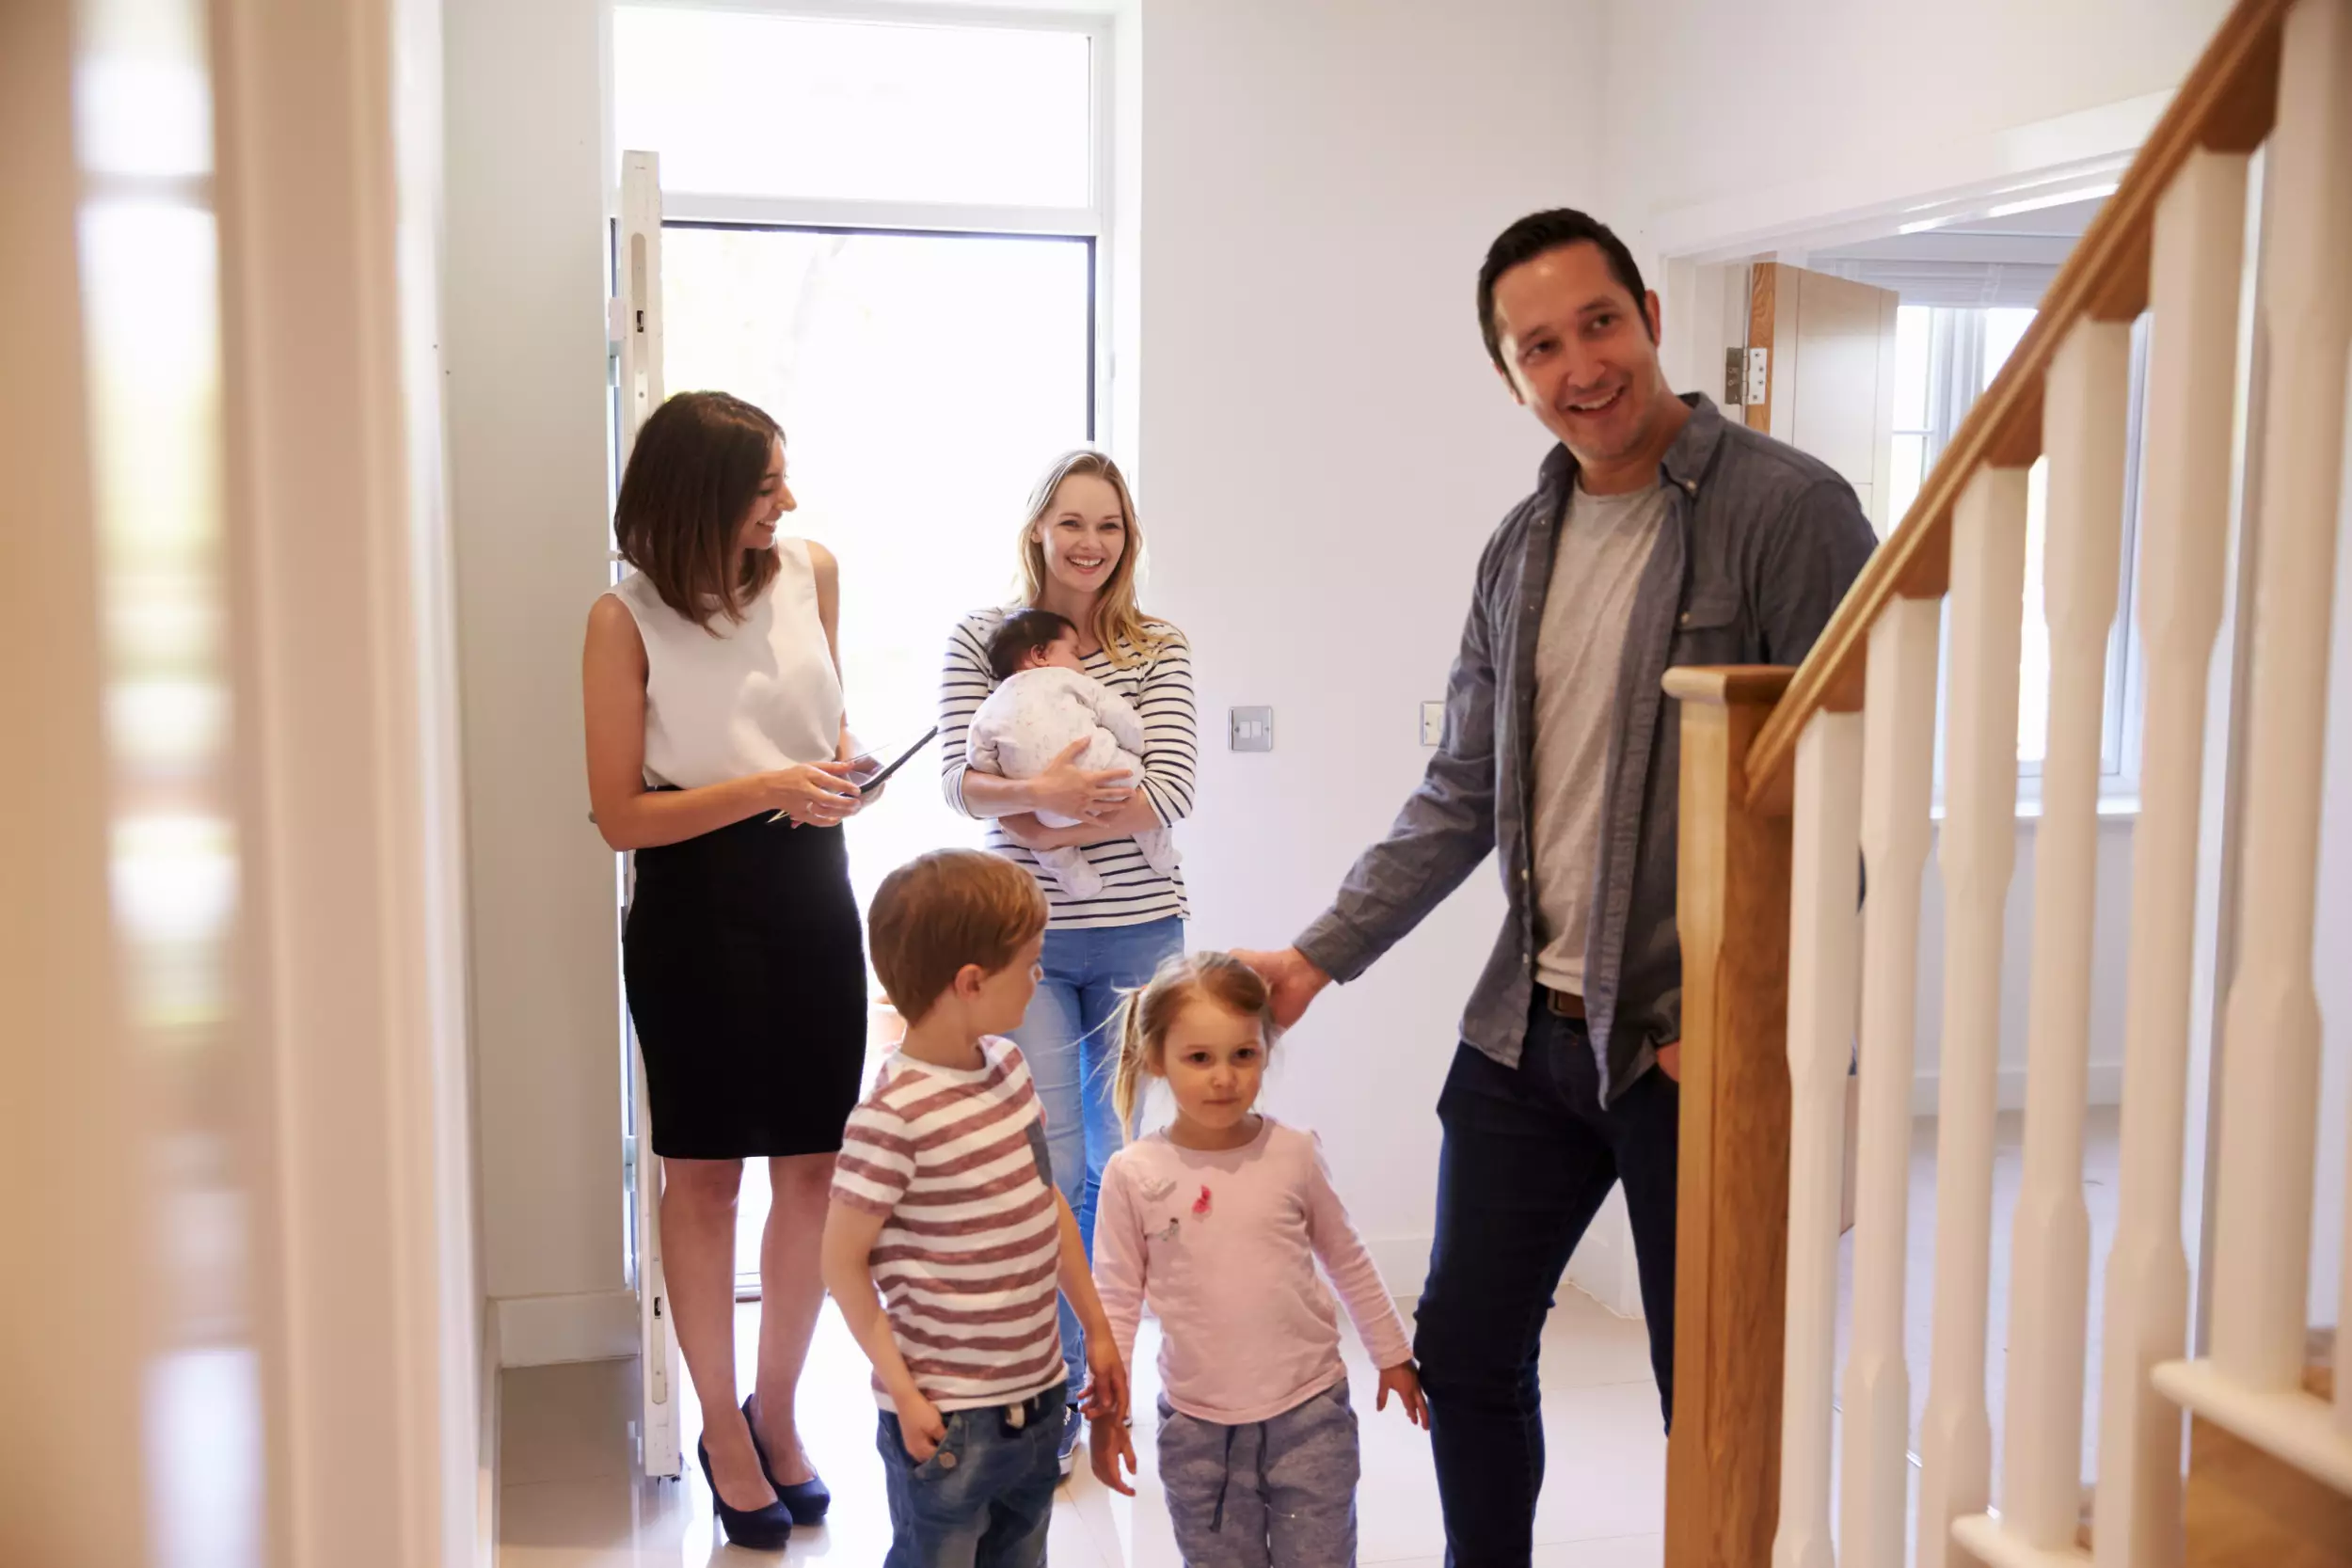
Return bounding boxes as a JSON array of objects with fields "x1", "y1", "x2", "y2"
[{"x1": 1092, "y1": 1116, "x2": 1414, "y2": 1425}]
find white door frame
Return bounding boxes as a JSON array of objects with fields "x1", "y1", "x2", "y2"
[{"x1": 613, "y1": 149, "x2": 687, "y2": 1483}]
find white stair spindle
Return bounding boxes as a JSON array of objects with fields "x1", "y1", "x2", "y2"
[
  {"x1": 1917, "y1": 465, "x2": 2028, "y2": 1568},
  {"x1": 2092, "y1": 146, "x2": 2247, "y2": 1568},
  {"x1": 1773, "y1": 710, "x2": 1864, "y2": 1568},
  {"x1": 1840, "y1": 594, "x2": 1943, "y2": 1568},
  {"x1": 1995, "y1": 320, "x2": 2132, "y2": 1552},
  {"x1": 2209, "y1": 0, "x2": 2352, "y2": 1399}
]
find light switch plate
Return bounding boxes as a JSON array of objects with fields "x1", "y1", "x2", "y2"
[
  {"x1": 1420, "y1": 701, "x2": 1445, "y2": 747},
  {"x1": 1230, "y1": 705, "x2": 1274, "y2": 752}
]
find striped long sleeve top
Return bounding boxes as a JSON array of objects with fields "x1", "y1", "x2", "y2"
[
  {"x1": 831, "y1": 1037, "x2": 1070, "y2": 1412},
  {"x1": 938, "y1": 609, "x2": 1196, "y2": 928}
]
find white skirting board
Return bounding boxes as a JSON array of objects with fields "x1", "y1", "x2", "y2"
[
  {"x1": 1911, "y1": 1061, "x2": 2124, "y2": 1116},
  {"x1": 1359, "y1": 1058, "x2": 2126, "y2": 1331},
  {"x1": 495, "y1": 1290, "x2": 640, "y2": 1368},
  {"x1": 1368, "y1": 1200, "x2": 1645, "y2": 1322}
]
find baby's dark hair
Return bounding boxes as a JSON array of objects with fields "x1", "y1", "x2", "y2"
[{"x1": 985, "y1": 609, "x2": 1079, "y2": 682}]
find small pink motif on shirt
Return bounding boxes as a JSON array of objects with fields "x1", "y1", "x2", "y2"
[
  {"x1": 1149, "y1": 1215, "x2": 1180, "y2": 1243},
  {"x1": 1192, "y1": 1184, "x2": 1213, "y2": 1218},
  {"x1": 1137, "y1": 1177, "x2": 1178, "y2": 1203}
]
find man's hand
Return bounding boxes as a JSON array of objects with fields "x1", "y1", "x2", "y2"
[
  {"x1": 896, "y1": 1393, "x2": 949, "y2": 1463},
  {"x1": 1657, "y1": 1041, "x2": 1682, "y2": 1084},
  {"x1": 1089, "y1": 1416, "x2": 1137, "y2": 1496},
  {"x1": 1376, "y1": 1362, "x2": 1429, "y2": 1429},
  {"x1": 1079, "y1": 1339, "x2": 1131, "y2": 1425},
  {"x1": 1231, "y1": 946, "x2": 1333, "y2": 1030}
]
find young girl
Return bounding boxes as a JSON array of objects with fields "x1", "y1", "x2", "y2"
[{"x1": 1089, "y1": 952, "x2": 1426, "y2": 1567}]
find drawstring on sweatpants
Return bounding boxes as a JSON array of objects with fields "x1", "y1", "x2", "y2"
[{"x1": 1207, "y1": 1419, "x2": 1271, "y2": 1534}]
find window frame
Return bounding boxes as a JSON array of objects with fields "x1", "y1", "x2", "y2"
[
  {"x1": 1909, "y1": 302, "x2": 2147, "y2": 803},
  {"x1": 611, "y1": 0, "x2": 1118, "y2": 439}
]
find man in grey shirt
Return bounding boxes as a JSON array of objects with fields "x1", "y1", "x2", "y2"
[{"x1": 1239, "y1": 210, "x2": 1874, "y2": 1567}]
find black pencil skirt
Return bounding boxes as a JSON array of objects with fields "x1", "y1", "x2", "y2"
[{"x1": 623, "y1": 810, "x2": 866, "y2": 1160}]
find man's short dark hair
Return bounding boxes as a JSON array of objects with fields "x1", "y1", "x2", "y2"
[
  {"x1": 1477, "y1": 209, "x2": 1652, "y2": 374},
  {"x1": 985, "y1": 608, "x2": 1079, "y2": 682}
]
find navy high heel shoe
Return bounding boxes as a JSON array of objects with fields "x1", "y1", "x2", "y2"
[
  {"x1": 697, "y1": 1435, "x2": 794, "y2": 1551},
  {"x1": 744, "y1": 1397, "x2": 831, "y2": 1526}
]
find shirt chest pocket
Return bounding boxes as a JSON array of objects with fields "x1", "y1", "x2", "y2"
[{"x1": 1671, "y1": 585, "x2": 1745, "y2": 668}]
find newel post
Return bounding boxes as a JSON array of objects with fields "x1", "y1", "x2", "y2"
[{"x1": 1663, "y1": 667, "x2": 1797, "y2": 1568}]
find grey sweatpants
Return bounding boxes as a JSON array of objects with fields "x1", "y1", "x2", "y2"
[{"x1": 1155, "y1": 1378, "x2": 1360, "y2": 1568}]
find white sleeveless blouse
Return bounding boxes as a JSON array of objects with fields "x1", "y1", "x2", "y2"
[{"x1": 608, "y1": 539, "x2": 844, "y2": 789}]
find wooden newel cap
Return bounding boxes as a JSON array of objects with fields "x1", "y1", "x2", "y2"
[{"x1": 1662, "y1": 665, "x2": 1795, "y2": 709}]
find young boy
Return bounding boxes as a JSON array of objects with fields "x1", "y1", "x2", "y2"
[{"x1": 824, "y1": 848, "x2": 1129, "y2": 1567}]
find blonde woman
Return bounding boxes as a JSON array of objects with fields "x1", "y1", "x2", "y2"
[{"x1": 935, "y1": 450, "x2": 1196, "y2": 1471}]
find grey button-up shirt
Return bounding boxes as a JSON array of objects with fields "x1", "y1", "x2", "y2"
[{"x1": 1295, "y1": 394, "x2": 1876, "y2": 1104}]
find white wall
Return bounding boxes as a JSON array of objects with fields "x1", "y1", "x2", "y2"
[
  {"x1": 1602, "y1": 0, "x2": 2234, "y2": 271},
  {"x1": 1130, "y1": 0, "x2": 1604, "y2": 1294},
  {"x1": 1910, "y1": 816, "x2": 2137, "y2": 1114},
  {"x1": 444, "y1": 0, "x2": 630, "y2": 1357}
]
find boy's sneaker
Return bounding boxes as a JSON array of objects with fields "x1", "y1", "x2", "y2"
[{"x1": 1057, "y1": 1403, "x2": 1084, "y2": 1476}]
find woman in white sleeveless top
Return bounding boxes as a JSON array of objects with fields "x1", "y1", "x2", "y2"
[{"x1": 583, "y1": 391, "x2": 866, "y2": 1549}]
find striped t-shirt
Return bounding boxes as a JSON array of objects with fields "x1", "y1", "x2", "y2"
[
  {"x1": 831, "y1": 1037, "x2": 1068, "y2": 1412},
  {"x1": 939, "y1": 609, "x2": 1196, "y2": 928}
]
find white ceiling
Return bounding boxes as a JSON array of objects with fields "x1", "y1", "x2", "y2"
[{"x1": 1806, "y1": 192, "x2": 2106, "y2": 268}]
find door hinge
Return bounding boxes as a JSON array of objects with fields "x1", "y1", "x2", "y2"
[{"x1": 1724, "y1": 346, "x2": 1745, "y2": 405}]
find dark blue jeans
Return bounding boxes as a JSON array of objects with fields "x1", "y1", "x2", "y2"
[
  {"x1": 1412, "y1": 1001, "x2": 1680, "y2": 1568},
  {"x1": 877, "y1": 1386, "x2": 1065, "y2": 1568}
]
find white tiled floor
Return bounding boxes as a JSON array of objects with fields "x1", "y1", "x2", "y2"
[{"x1": 495, "y1": 1291, "x2": 1668, "y2": 1567}]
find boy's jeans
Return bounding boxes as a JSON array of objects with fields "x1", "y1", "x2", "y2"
[{"x1": 877, "y1": 1384, "x2": 1066, "y2": 1568}]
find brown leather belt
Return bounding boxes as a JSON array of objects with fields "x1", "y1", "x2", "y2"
[{"x1": 1542, "y1": 987, "x2": 1586, "y2": 1020}]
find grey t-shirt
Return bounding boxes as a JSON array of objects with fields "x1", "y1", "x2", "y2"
[{"x1": 1531, "y1": 479, "x2": 1671, "y2": 992}]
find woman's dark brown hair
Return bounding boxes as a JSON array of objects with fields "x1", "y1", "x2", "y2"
[{"x1": 614, "y1": 390, "x2": 785, "y2": 630}]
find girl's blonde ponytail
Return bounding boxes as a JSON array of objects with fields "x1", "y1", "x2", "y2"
[{"x1": 1110, "y1": 985, "x2": 1154, "y2": 1137}]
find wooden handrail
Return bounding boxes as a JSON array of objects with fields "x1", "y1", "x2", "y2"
[{"x1": 1740, "y1": 0, "x2": 2287, "y2": 809}]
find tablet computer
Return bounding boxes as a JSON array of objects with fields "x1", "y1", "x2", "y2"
[
  {"x1": 847, "y1": 726, "x2": 939, "y2": 791},
  {"x1": 771, "y1": 727, "x2": 939, "y2": 826}
]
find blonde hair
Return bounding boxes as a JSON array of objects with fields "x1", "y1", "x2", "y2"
[
  {"x1": 1110, "y1": 952, "x2": 1277, "y2": 1132},
  {"x1": 1017, "y1": 450, "x2": 1170, "y2": 669},
  {"x1": 868, "y1": 850, "x2": 1049, "y2": 1024}
]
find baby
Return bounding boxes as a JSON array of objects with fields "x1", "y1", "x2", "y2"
[{"x1": 968, "y1": 609, "x2": 1178, "y2": 899}]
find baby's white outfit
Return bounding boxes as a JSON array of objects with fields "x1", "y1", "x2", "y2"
[{"x1": 967, "y1": 667, "x2": 1179, "y2": 898}]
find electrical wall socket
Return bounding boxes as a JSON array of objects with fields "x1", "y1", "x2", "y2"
[
  {"x1": 1421, "y1": 701, "x2": 1445, "y2": 747},
  {"x1": 1230, "y1": 705, "x2": 1274, "y2": 752}
]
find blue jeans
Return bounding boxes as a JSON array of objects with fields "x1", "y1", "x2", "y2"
[
  {"x1": 1009, "y1": 914, "x2": 1185, "y2": 1391},
  {"x1": 1412, "y1": 1000, "x2": 1680, "y2": 1568},
  {"x1": 878, "y1": 1388, "x2": 1064, "y2": 1568}
]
